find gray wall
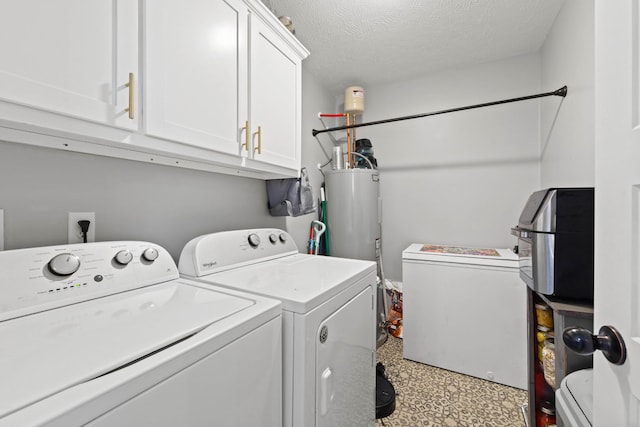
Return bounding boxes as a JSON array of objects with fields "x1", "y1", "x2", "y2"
[
  {"x1": 540, "y1": 0, "x2": 594, "y2": 188},
  {"x1": 0, "y1": 140, "x2": 283, "y2": 261},
  {"x1": 357, "y1": 54, "x2": 541, "y2": 282}
]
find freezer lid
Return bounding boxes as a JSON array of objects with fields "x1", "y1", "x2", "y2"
[
  {"x1": 195, "y1": 254, "x2": 376, "y2": 313},
  {"x1": 0, "y1": 280, "x2": 258, "y2": 419},
  {"x1": 402, "y1": 243, "x2": 518, "y2": 268}
]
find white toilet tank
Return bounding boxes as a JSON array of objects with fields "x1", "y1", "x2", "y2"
[{"x1": 556, "y1": 368, "x2": 593, "y2": 427}]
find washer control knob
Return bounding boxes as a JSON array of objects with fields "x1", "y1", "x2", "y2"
[
  {"x1": 48, "y1": 253, "x2": 81, "y2": 276},
  {"x1": 269, "y1": 234, "x2": 278, "y2": 244},
  {"x1": 248, "y1": 233, "x2": 261, "y2": 248},
  {"x1": 142, "y1": 247, "x2": 159, "y2": 262},
  {"x1": 114, "y1": 250, "x2": 134, "y2": 265},
  {"x1": 279, "y1": 233, "x2": 287, "y2": 243}
]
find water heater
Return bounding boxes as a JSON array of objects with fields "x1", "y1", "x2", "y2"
[
  {"x1": 325, "y1": 168, "x2": 385, "y2": 347},
  {"x1": 325, "y1": 169, "x2": 380, "y2": 261}
]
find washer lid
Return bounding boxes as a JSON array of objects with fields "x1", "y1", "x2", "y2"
[
  {"x1": 199, "y1": 254, "x2": 376, "y2": 313},
  {"x1": 402, "y1": 243, "x2": 518, "y2": 268},
  {"x1": 0, "y1": 280, "x2": 255, "y2": 419}
]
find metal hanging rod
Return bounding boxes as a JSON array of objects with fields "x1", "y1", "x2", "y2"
[{"x1": 311, "y1": 85, "x2": 567, "y2": 137}]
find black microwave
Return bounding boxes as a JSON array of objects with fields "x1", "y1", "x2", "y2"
[{"x1": 511, "y1": 188, "x2": 594, "y2": 302}]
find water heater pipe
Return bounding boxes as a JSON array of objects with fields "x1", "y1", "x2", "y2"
[
  {"x1": 318, "y1": 113, "x2": 346, "y2": 118},
  {"x1": 312, "y1": 85, "x2": 568, "y2": 137}
]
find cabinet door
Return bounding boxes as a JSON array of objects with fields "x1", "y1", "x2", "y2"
[
  {"x1": 249, "y1": 17, "x2": 301, "y2": 170},
  {"x1": 144, "y1": 0, "x2": 247, "y2": 155},
  {"x1": 0, "y1": 0, "x2": 138, "y2": 130}
]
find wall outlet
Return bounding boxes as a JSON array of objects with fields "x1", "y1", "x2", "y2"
[{"x1": 68, "y1": 212, "x2": 95, "y2": 244}]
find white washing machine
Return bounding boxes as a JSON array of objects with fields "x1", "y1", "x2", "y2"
[
  {"x1": 402, "y1": 243, "x2": 527, "y2": 389},
  {"x1": 178, "y1": 228, "x2": 377, "y2": 427},
  {"x1": 0, "y1": 241, "x2": 282, "y2": 427}
]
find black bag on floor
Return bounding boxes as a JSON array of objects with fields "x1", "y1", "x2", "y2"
[{"x1": 376, "y1": 362, "x2": 396, "y2": 419}]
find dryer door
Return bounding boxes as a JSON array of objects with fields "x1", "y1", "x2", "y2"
[{"x1": 316, "y1": 286, "x2": 375, "y2": 427}]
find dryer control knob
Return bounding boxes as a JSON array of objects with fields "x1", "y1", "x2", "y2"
[
  {"x1": 114, "y1": 250, "x2": 134, "y2": 265},
  {"x1": 269, "y1": 234, "x2": 278, "y2": 244},
  {"x1": 279, "y1": 233, "x2": 287, "y2": 243},
  {"x1": 248, "y1": 233, "x2": 261, "y2": 248},
  {"x1": 142, "y1": 247, "x2": 159, "y2": 262},
  {"x1": 48, "y1": 253, "x2": 81, "y2": 276}
]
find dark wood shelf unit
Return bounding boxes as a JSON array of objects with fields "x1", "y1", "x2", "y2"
[{"x1": 526, "y1": 289, "x2": 593, "y2": 427}]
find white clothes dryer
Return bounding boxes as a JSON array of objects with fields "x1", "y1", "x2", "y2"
[
  {"x1": 0, "y1": 241, "x2": 282, "y2": 427},
  {"x1": 178, "y1": 228, "x2": 377, "y2": 427}
]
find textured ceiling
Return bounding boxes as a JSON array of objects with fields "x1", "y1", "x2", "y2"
[{"x1": 261, "y1": 0, "x2": 565, "y2": 96}]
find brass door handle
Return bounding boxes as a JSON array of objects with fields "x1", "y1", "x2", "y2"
[
  {"x1": 242, "y1": 120, "x2": 250, "y2": 151},
  {"x1": 254, "y1": 126, "x2": 262, "y2": 154},
  {"x1": 125, "y1": 72, "x2": 135, "y2": 120}
]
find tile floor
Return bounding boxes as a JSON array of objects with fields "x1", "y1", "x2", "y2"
[{"x1": 376, "y1": 336, "x2": 528, "y2": 427}]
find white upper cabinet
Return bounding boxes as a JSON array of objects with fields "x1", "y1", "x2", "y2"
[
  {"x1": 0, "y1": 0, "x2": 307, "y2": 178},
  {"x1": 145, "y1": 0, "x2": 308, "y2": 172},
  {"x1": 0, "y1": 0, "x2": 138, "y2": 130},
  {"x1": 248, "y1": 15, "x2": 302, "y2": 170},
  {"x1": 143, "y1": 0, "x2": 248, "y2": 156}
]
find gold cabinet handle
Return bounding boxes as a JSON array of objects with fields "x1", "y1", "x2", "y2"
[
  {"x1": 242, "y1": 120, "x2": 250, "y2": 151},
  {"x1": 125, "y1": 72, "x2": 135, "y2": 120},
  {"x1": 253, "y1": 126, "x2": 262, "y2": 154}
]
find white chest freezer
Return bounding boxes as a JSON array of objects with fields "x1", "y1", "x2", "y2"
[{"x1": 402, "y1": 243, "x2": 526, "y2": 389}]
